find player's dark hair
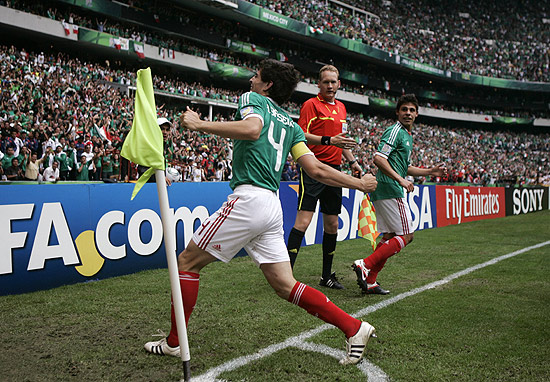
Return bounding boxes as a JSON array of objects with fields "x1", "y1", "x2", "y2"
[
  {"x1": 258, "y1": 59, "x2": 301, "y2": 105},
  {"x1": 396, "y1": 94, "x2": 419, "y2": 112}
]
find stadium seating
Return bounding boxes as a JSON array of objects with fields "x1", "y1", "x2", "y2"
[{"x1": 0, "y1": 0, "x2": 549, "y2": 186}]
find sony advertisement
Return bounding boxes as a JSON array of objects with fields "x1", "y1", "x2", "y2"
[{"x1": 504, "y1": 187, "x2": 549, "y2": 215}]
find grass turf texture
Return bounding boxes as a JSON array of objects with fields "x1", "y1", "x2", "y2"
[{"x1": 0, "y1": 210, "x2": 548, "y2": 381}]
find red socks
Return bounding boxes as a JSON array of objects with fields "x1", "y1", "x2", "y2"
[
  {"x1": 288, "y1": 282, "x2": 361, "y2": 338},
  {"x1": 166, "y1": 274, "x2": 362, "y2": 345},
  {"x1": 167, "y1": 271, "x2": 200, "y2": 347},
  {"x1": 364, "y1": 236, "x2": 406, "y2": 284}
]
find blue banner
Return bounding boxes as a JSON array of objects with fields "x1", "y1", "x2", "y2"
[{"x1": 1, "y1": 183, "x2": 231, "y2": 295}]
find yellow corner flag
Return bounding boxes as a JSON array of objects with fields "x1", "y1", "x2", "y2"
[
  {"x1": 357, "y1": 193, "x2": 379, "y2": 250},
  {"x1": 121, "y1": 68, "x2": 165, "y2": 200}
]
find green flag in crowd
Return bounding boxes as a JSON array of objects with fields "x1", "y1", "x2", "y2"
[{"x1": 121, "y1": 67, "x2": 164, "y2": 200}]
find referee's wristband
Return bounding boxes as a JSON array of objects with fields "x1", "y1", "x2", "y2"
[
  {"x1": 321, "y1": 136, "x2": 331, "y2": 145},
  {"x1": 348, "y1": 159, "x2": 357, "y2": 165}
]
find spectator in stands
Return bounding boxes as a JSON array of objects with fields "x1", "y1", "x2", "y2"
[
  {"x1": 43, "y1": 160, "x2": 60, "y2": 182},
  {"x1": 1, "y1": 147, "x2": 16, "y2": 169},
  {"x1": 24, "y1": 151, "x2": 43, "y2": 181},
  {"x1": 76, "y1": 152, "x2": 96, "y2": 181},
  {"x1": 101, "y1": 148, "x2": 113, "y2": 181},
  {"x1": 191, "y1": 157, "x2": 205, "y2": 182},
  {"x1": 10, "y1": 129, "x2": 24, "y2": 157},
  {"x1": 54, "y1": 145, "x2": 71, "y2": 180},
  {"x1": 41, "y1": 146, "x2": 56, "y2": 170},
  {"x1": 23, "y1": 130, "x2": 39, "y2": 154},
  {"x1": 92, "y1": 146, "x2": 103, "y2": 181},
  {"x1": 111, "y1": 152, "x2": 121, "y2": 181},
  {"x1": 5, "y1": 157, "x2": 24, "y2": 180},
  {"x1": 81, "y1": 144, "x2": 95, "y2": 180}
]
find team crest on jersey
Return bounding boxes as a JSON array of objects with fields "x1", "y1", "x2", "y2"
[
  {"x1": 240, "y1": 106, "x2": 254, "y2": 119},
  {"x1": 381, "y1": 143, "x2": 392, "y2": 154}
]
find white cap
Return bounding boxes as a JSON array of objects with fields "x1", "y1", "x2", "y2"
[{"x1": 157, "y1": 117, "x2": 172, "y2": 127}]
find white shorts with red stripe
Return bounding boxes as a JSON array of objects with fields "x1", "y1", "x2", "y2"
[
  {"x1": 372, "y1": 197, "x2": 413, "y2": 236},
  {"x1": 192, "y1": 184, "x2": 289, "y2": 266}
]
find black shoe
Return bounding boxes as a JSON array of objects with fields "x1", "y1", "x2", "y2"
[
  {"x1": 363, "y1": 282, "x2": 390, "y2": 295},
  {"x1": 319, "y1": 272, "x2": 345, "y2": 289}
]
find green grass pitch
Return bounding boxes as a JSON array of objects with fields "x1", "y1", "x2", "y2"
[{"x1": 1, "y1": 210, "x2": 548, "y2": 381}]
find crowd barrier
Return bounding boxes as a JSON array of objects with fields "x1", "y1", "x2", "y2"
[{"x1": 1, "y1": 183, "x2": 548, "y2": 295}]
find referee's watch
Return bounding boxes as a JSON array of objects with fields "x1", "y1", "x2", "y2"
[{"x1": 348, "y1": 159, "x2": 357, "y2": 165}]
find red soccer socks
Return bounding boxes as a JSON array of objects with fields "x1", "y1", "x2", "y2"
[
  {"x1": 364, "y1": 236, "x2": 406, "y2": 284},
  {"x1": 288, "y1": 282, "x2": 361, "y2": 338},
  {"x1": 167, "y1": 271, "x2": 200, "y2": 347}
]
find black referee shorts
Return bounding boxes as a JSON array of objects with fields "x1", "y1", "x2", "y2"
[{"x1": 297, "y1": 163, "x2": 342, "y2": 215}]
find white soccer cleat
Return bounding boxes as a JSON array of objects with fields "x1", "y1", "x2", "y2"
[
  {"x1": 352, "y1": 259, "x2": 370, "y2": 293},
  {"x1": 339, "y1": 321, "x2": 376, "y2": 365},
  {"x1": 144, "y1": 331, "x2": 180, "y2": 357}
]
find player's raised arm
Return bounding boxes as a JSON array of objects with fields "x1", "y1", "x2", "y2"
[{"x1": 179, "y1": 106, "x2": 262, "y2": 141}]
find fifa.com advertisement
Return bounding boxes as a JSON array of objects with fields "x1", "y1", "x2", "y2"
[{"x1": 1, "y1": 183, "x2": 547, "y2": 295}]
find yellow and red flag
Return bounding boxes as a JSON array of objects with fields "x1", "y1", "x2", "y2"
[{"x1": 357, "y1": 193, "x2": 379, "y2": 250}]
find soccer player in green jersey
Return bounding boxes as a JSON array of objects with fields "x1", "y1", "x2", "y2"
[
  {"x1": 144, "y1": 59, "x2": 378, "y2": 365},
  {"x1": 352, "y1": 94, "x2": 447, "y2": 295}
]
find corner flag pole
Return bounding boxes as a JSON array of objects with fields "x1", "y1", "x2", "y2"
[
  {"x1": 155, "y1": 169, "x2": 191, "y2": 381},
  {"x1": 120, "y1": 67, "x2": 190, "y2": 380}
]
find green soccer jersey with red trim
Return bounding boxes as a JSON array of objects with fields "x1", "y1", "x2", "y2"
[
  {"x1": 230, "y1": 91, "x2": 306, "y2": 192},
  {"x1": 371, "y1": 121, "x2": 413, "y2": 201}
]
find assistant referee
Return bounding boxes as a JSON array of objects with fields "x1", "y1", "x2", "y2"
[{"x1": 287, "y1": 65, "x2": 362, "y2": 289}]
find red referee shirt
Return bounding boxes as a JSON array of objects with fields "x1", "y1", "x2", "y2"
[{"x1": 297, "y1": 94, "x2": 347, "y2": 165}]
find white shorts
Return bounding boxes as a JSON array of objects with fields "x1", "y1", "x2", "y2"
[
  {"x1": 373, "y1": 198, "x2": 413, "y2": 236},
  {"x1": 192, "y1": 185, "x2": 289, "y2": 266}
]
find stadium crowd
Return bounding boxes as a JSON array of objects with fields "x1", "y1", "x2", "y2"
[
  {"x1": 2, "y1": 0, "x2": 549, "y2": 122},
  {"x1": 1, "y1": 45, "x2": 549, "y2": 187},
  {"x1": 248, "y1": 0, "x2": 549, "y2": 82}
]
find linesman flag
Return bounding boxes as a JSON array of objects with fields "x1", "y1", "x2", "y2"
[
  {"x1": 357, "y1": 193, "x2": 379, "y2": 250},
  {"x1": 121, "y1": 68, "x2": 165, "y2": 200}
]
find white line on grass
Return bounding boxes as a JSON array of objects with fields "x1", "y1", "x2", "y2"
[{"x1": 191, "y1": 240, "x2": 550, "y2": 382}]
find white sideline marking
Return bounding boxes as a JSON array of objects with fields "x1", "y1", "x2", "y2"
[{"x1": 191, "y1": 241, "x2": 550, "y2": 382}]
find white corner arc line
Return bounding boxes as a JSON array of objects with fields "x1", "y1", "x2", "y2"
[{"x1": 191, "y1": 240, "x2": 550, "y2": 382}]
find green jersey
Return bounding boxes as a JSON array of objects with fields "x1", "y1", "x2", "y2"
[
  {"x1": 55, "y1": 152, "x2": 70, "y2": 172},
  {"x1": 102, "y1": 154, "x2": 113, "y2": 173},
  {"x1": 76, "y1": 159, "x2": 93, "y2": 181},
  {"x1": 230, "y1": 91, "x2": 306, "y2": 192},
  {"x1": 372, "y1": 121, "x2": 413, "y2": 201}
]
